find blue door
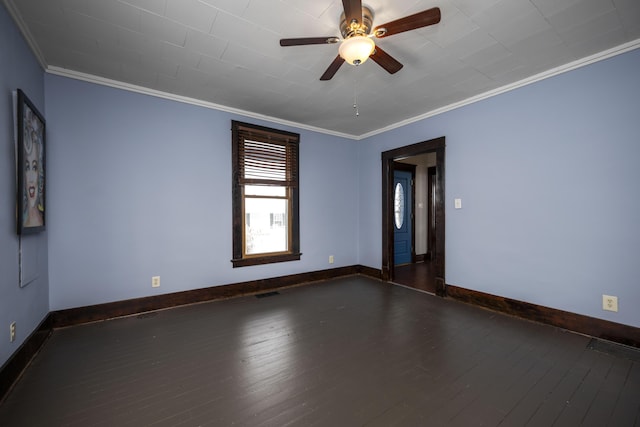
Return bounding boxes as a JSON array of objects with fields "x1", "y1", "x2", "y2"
[{"x1": 394, "y1": 170, "x2": 412, "y2": 265}]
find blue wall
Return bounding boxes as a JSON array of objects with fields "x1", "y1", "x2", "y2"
[
  {"x1": 358, "y1": 48, "x2": 640, "y2": 328},
  {"x1": 0, "y1": 5, "x2": 49, "y2": 368},
  {"x1": 44, "y1": 75, "x2": 359, "y2": 310}
]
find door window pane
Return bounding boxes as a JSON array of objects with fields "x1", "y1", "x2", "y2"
[{"x1": 394, "y1": 182, "x2": 404, "y2": 229}]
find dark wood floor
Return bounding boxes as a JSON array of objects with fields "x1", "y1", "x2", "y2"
[
  {"x1": 393, "y1": 259, "x2": 437, "y2": 294},
  {"x1": 1, "y1": 276, "x2": 639, "y2": 426}
]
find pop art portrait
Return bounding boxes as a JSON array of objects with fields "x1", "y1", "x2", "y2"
[{"x1": 17, "y1": 89, "x2": 46, "y2": 235}]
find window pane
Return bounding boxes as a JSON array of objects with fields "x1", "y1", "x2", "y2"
[
  {"x1": 245, "y1": 185, "x2": 286, "y2": 197},
  {"x1": 245, "y1": 197, "x2": 288, "y2": 255},
  {"x1": 394, "y1": 182, "x2": 404, "y2": 229}
]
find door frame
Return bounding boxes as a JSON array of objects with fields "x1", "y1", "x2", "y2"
[
  {"x1": 393, "y1": 162, "x2": 416, "y2": 265},
  {"x1": 381, "y1": 137, "x2": 446, "y2": 296},
  {"x1": 427, "y1": 166, "x2": 437, "y2": 261}
]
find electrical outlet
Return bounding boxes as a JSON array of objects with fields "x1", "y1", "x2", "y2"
[
  {"x1": 329, "y1": 255, "x2": 334, "y2": 264},
  {"x1": 152, "y1": 276, "x2": 160, "y2": 288},
  {"x1": 602, "y1": 295, "x2": 618, "y2": 312},
  {"x1": 10, "y1": 322, "x2": 16, "y2": 342}
]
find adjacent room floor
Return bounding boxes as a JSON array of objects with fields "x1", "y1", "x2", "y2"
[
  {"x1": 1, "y1": 276, "x2": 638, "y2": 426},
  {"x1": 393, "y1": 260, "x2": 437, "y2": 294}
]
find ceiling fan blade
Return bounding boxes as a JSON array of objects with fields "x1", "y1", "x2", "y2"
[
  {"x1": 370, "y1": 46, "x2": 403, "y2": 74},
  {"x1": 342, "y1": 0, "x2": 363, "y2": 25},
  {"x1": 374, "y1": 7, "x2": 441, "y2": 38},
  {"x1": 320, "y1": 55, "x2": 345, "y2": 80},
  {"x1": 280, "y1": 37, "x2": 339, "y2": 46}
]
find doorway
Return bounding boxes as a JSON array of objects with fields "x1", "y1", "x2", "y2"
[{"x1": 381, "y1": 137, "x2": 445, "y2": 296}]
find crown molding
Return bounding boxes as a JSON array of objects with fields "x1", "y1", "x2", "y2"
[
  {"x1": 7, "y1": 0, "x2": 638, "y2": 143},
  {"x1": 38, "y1": 37, "x2": 640, "y2": 142},
  {"x1": 358, "y1": 38, "x2": 640, "y2": 140},
  {"x1": 45, "y1": 66, "x2": 357, "y2": 140}
]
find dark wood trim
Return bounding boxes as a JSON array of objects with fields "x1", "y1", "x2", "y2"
[
  {"x1": 231, "y1": 121, "x2": 243, "y2": 262},
  {"x1": 51, "y1": 266, "x2": 360, "y2": 328},
  {"x1": 382, "y1": 137, "x2": 446, "y2": 296},
  {"x1": 446, "y1": 284, "x2": 640, "y2": 348},
  {"x1": 382, "y1": 156, "x2": 392, "y2": 281},
  {"x1": 356, "y1": 265, "x2": 382, "y2": 279},
  {"x1": 415, "y1": 254, "x2": 425, "y2": 263},
  {"x1": 231, "y1": 252, "x2": 301, "y2": 268},
  {"x1": 0, "y1": 315, "x2": 53, "y2": 403},
  {"x1": 427, "y1": 166, "x2": 436, "y2": 262},
  {"x1": 434, "y1": 148, "x2": 445, "y2": 296}
]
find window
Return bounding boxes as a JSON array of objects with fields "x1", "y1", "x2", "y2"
[{"x1": 231, "y1": 121, "x2": 300, "y2": 267}]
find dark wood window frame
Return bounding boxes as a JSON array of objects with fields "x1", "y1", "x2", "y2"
[{"x1": 231, "y1": 121, "x2": 301, "y2": 268}]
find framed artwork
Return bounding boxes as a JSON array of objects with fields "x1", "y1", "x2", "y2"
[{"x1": 17, "y1": 89, "x2": 46, "y2": 235}]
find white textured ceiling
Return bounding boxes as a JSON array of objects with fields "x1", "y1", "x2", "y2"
[{"x1": 4, "y1": 0, "x2": 640, "y2": 138}]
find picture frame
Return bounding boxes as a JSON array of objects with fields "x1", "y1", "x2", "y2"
[{"x1": 17, "y1": 89, "x2": 46, "y2": 235}]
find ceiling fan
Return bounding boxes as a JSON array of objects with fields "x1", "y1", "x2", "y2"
[{"x1": 280, "y1": 0, "x2": 441, "y2": 80}]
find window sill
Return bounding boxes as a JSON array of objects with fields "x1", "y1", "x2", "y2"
[{"x1": 231, "y1": 253, "x2": 302, "y2": 268}]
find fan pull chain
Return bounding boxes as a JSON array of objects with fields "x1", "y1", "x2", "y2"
[{"x1": 353, "y1": 73, "x2": 359, "y2": 117}]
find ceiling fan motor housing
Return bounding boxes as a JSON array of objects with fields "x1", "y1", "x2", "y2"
[
  {"x1": 279, "y1": 2, "x2": 441, "y2": 80},
  {"x1": 340, "y1": 6, "x2": 374, "y2": 39}
]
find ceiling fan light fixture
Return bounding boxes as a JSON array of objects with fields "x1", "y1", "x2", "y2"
[{"x1": 339, "y1": 36, "x2": 375, "y2": 66}]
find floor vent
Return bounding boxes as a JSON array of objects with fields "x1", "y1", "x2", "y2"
[
  {"x1": 256, "y1": 291, "x2": 280, "y2": 299},
  {"x1": 587, "y1": 338, "x2": 640, "y2": 362}
]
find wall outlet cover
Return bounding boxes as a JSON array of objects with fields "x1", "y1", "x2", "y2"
[{"x1": 602, "y1": 294, "x2": 618, "y2": 312}]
